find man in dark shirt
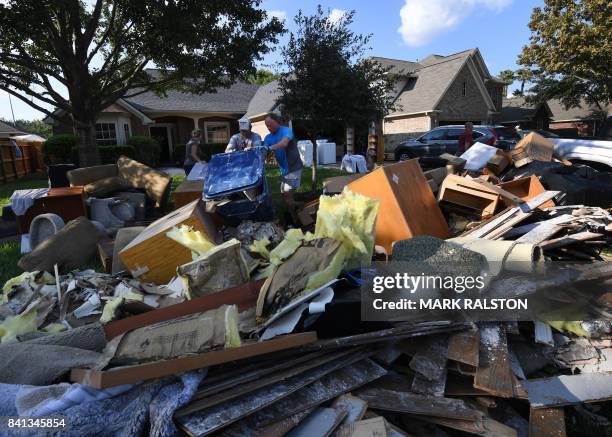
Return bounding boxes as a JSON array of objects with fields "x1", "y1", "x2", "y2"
[{"x1": 457, "y1": 122, "x2": 474, "y2": 155}]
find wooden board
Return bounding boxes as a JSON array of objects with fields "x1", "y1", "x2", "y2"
[
  {"x1": 71, "y1": 332, "x2": 317, "y2": 389},
  {"x1": 355, "y1": 387, "x2": 483, "y2": 421},
  {"x1": 118, "y1": 199, "x2": 219, "y2": 284},
  {"x1": 529, "y1": 407, "x2": 566, "y2": 437},
  {"x1": 439, "y1": 174, "x2": 501, "y2": 217},
  {"x1": 288, "y1": 407, "x2": 348, "y2": 437},
  {"x1": 104, "y1": 279, "x2": 263, "y2": 339},
  {"x1": 474, "y1": 324, "x2": 516, "y2": 398},
  {"x1": 523, "y1": 373, "x2": 612, "y2": 408},
  {"x1": 174, "y1": 179, "x2": 205, "y2": 209},
  {"x1": 540, "y1": 232, "x2": 604, "y2": 250},
  {"x1": 498, "y1": 175, "x2": 555, "y2": 209},
  {"x1": 448, "y1": 329, "x2": 480, "y2": 367},
  {"x1": 347, "y1": 159, "x2": 449, "y2": 254}
]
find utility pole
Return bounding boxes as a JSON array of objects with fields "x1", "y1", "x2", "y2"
[{"x1": 7, "y1": 91, "x2": 16, "y2": 124}]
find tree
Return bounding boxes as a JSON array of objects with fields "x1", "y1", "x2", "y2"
[
  {"x1": 0, "y1": 118, "x2": 52, "y2": 138},
  {"x1": 498, "y1": 69, "x2": 515, "y2": 85},
  {"x1": 518, "y1": 0, "x2": 611, "y2": 131},
  {"x1": 277, "y1": 6, "x2": 394, "y2": 189},
  {"x1": 0, "y1": 1, "x2": 283, "y2": 166},
  {"x1": 248, "y1": 68, "x2": 278, "y2": 85}
]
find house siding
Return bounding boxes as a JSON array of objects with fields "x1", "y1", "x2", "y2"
[
  {"x1": 383, "y1": 114, "x2": 431, "y2": 153},
  {"x1": 251, "y1": 120, "x2": 269, "y2": 139},
  {"x1": 436, "y1": 64, "x2": 489, "y2": 123}
]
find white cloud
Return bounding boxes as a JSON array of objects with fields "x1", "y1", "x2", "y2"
[
  {"x1": 327, "y1": 8, "x2": 346, "y2": 25},
  {"x1": 398, "y1": 0, "x2": 512, "y2": 46},
  {"x1": 268, "y1": 10, "x2": 287, "y2": 22}
]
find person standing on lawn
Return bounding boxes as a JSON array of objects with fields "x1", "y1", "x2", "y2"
[
  {"x1": 225, "y1": 118, "x2": 262, "y2": 152},
  {"x1": 263, "y1": 113, "x2": 303, "y2": 223},
  {"x1": 184, "y1": 129, "x2": 205, "y2": 175},
  {"x1": 457, "y1": 122, "x2": 474, "y2": 155}
]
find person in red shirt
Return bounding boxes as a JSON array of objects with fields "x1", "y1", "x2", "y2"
[{"x1": 457, "y1": 122, "x2": 474, "y2": 155}]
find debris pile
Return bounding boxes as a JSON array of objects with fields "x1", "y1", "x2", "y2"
[{"x1": 0, "y1": 134, "x2": 611, "y2": 436}]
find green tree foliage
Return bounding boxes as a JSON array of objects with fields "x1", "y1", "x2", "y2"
[
  {"x1": 248, "y1": 68, "x2": 278, "y2": 85},
  {"x1": 498, "y1": 69, "x2": 515, "y2": 85},
  {"x1": 277, "y1": 6, "x2": 394, "y2": 188},
  {"x1": 0, "y1": 1, "x2": 283, "y2": 166},
  {"x1": 519, "y1": 0, "x2": 611, "y2": 129},
  {"x1": 0, "y1": 118, "x2": 52, "y2": 138}
]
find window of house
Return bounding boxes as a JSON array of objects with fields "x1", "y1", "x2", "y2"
[
  {"x1": 204, "y1": 122, "x2": 230, "y2": 144},
  {"x1": 95, "y1": 123, "x2": 117, "y2": 146},
  {"x1": 462, "y1": 81, "x2": 467, "y2": 96},
  {"x1": 123, "y1": 123, "x2": 131, "y2": 141}
]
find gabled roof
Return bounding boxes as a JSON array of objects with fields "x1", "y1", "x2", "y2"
[
  {"x1": 0, "y1": 120, "x2": 26, "y2": 135},
  {"x1": 500, "y1": 96, "x2": 552, "y2": 123},
  {"x1": 369, "y1": 56, "x2": 420, "y2": 76},
  {"x1": 125, "y1": 80, "x2": 260, "y2": 113},
  {"x1": 388, "y1": 50, "x2": 479, "y2": 115},
  {"x1": 245, "y1": 79, "x2": 281, "y2": 118},
  {"x1": 547, "y1": 99, "x2": 610, "y2": 122}
]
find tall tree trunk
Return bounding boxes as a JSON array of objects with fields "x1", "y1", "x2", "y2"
[
  {"x1": 520, "y1": 81, "x2": 525, "y2": 97},
  {"x1": 73, "y1": 117, "x2": 101, "y2": 167}
]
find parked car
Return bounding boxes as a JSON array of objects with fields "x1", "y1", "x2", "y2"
[
  {"x1": 549, "y1": 137, "x2": 612, "y2": 171},
  {"x1": 518, "y1": 129, "x2": 559, "y2": 139},
  {"x1": 391, "y1": 125, "x2": 520, "y2": 165}
]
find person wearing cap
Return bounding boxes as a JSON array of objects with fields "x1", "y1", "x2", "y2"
[{"x1": 225, "y1": 118, "x2": 262, "y2": 153}]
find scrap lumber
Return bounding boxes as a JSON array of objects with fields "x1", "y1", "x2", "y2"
[
  {"x1": 540, "y1": 232, "x2": 604, "y2": 251},
  {"x1": 335, "y1": 416, "x2": 388, "y2": 437},
  {"x1": 347, "y1": 158, "x2": 450, "y2": 254},
  {"x1": 409, "y1": 335, "x2": 449, "y2": 397},
  {"x1": 175, "y1": 353, "x2": 376, "y2": 436},
  {"x1": 176, "y1": 349, "x2": 358, "y2": 416},
  {"x1": 447, "y1": 329, "x2": 480, "y2": 367},
  {"x1": 355, "y1": 387, "x2": 484, "y2": 421},
  {"x1": 408, "y1": 414, "x2": 517, "y2": 437},
  {"x1": 439, "y1": 174, "x2": 502, "y2": 217},
  {"x1": 515, "y1": 215, "x2": 575, "y2": 244},
  {"x1": 70, "y1": 332, "x2": 317, "y2": 389},
  {"x1": 498, "y1": 175, "x2": 555, "y2": 209},
  {"x1": 523, "y1": 373, "x2": 612, "y2": 408},
  {"x1": 529, "y1": 408, "x2": 566, "y2": 437},
  {"x1": 486, "y1": 152, "x2": 510, "y2": 175},
  {"x1": 332, "y1": 394, "x2": 368, "y2": 426},
  {"x1": 474, "y1": 324, "x2": 516, "y2": 398},
  {"x1": 246, "y1": 359, "x2": 387, "y2": 428}
]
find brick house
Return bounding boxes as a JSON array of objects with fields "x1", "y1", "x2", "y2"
[{"x1": 499, "y1": 97, "x2": 552, "y2": 130}]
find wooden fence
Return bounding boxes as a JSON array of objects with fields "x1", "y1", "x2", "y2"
[{"x1": 0, "y1": 139, "x2": 45, "y2": 183}]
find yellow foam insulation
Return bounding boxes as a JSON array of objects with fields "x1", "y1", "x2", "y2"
[
  {"x1": 166, "y1": 225, "x2": 215, "y2": 259},
  {"x1": 100, "y1": 297, "x2": 124, "y2": 324},
  {"x1": 269, "y1": 228, "x2": 304, "y2": 266},
  {"x1": 314, "y1": 188, "x2": 379, "y2": 269},
  {"x1": 304, "y1": 245, "x2": 348, "y2": 293},
  {"x1": 0, "y1": 306, "x2": 38, "y2": 343},
  {"x1": 1, "y1": 271, "x2": 54, "y2": 303},
  {"x1": 249, "y1": 238, "x2": 271, "y2": 259},
  {"x1": 43, "y1": 323, "x2": 67, "y2": 333},
  {"x1": 542, "y1": 307, "x2": 590, "y2": 337},
  {"x1": 224, "y1": 304, "x2": 242, "y2": 348}
]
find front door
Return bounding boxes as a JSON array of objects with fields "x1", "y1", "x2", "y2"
[{"x1": 149, "y1": 126, "x2": 171, "y2": 164}]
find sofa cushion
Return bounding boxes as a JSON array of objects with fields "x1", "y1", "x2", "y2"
[
  {"x1": 84, "y1": 176, "x2": 132, "y2": 198},
  {"x1": 116, "y1": 155, "x2": 171, "y2": 206},
  {"x1": 68, "y1": 164, "x2": 118, "y2": 187}
]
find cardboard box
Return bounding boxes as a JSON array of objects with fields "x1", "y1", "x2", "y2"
[
  {"x1": 486, "y1": 152, "x2": 510, "y2": 175},
  {"x1": 118, "y1": 199, "x2": 219, "y2": 284},
  {"x1": 498, "y1": 175, "x2": 555, "y2": 209},
  {"x1": 347, "y1": 159, "x2": 449, "y2": 254}
]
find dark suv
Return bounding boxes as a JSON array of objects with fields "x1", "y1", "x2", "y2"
[{"x1": 391, "y1": 125, "x2": 520, "y2": 165}]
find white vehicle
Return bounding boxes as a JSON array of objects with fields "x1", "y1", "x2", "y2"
[{"x1": 549, "y1": 138, "x2": 612, "y2": 170}]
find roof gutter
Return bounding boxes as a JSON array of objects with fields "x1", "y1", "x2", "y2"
[{"x1": 384, "y1": 110, "x2": 441, "y2": 120}]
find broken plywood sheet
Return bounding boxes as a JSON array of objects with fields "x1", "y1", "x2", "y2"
[
  {"x1": 523, "y1": 373, "x2": 612, "y2": 408},
  {"x1": 332, "y1": 394, "x2": 368, "y2": 426},
  {"x1": 355, "y1": 387, "x2": 483, "y2": 421},
  {"x1": 474, "y1": 324, "x2": 516, "y2": 398},
  {"x1": 410, "y1": 335, "x2": 449, "y2": 397},
  {"x1": 409, "y1": 414, "x2": 517, "y2": 437},
  {"x1": 529, "y1": 407, "x2": 566, "y2": 437},
  {"x1": 218, "y1": 409, "x2": 314, "y2": 437},
  {"x1": 335, "y1": 416, "x2": 388, "y2": 437},
  {"x1": 448, "y1": 329, "x2": 480, "y2": 367}
]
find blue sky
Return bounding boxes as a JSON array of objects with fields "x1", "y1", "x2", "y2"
[{"x1": 1, "y1": 0, "x2": 542, "y2": 121}]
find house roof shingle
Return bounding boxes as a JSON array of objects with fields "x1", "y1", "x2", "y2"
[
  {"x1": 369, "y1": 56, "x2": 420, "y2": 76},
  {"x1": 125, "y1": 80, "x2": 260, "y2": 113},
  {"x1": 500, "y1": 96, "x2": 539, "y2": 123},
  {"x1": 0, "y1": 120, "x2": 25, "y2": 134},
  {"x1": 245, "y1": 79, "x2": 281, "y2": 118},
  {"x1": 547, "y1": 99, "x2": 610, "y2": 122}
]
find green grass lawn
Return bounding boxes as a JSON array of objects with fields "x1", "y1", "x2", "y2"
[{"x1": 0, "y1": 172, "x2": 48, "y2": 217}]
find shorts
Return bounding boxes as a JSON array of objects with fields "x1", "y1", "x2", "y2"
[{"x1": 280, "y1": 168, "x2": 302, "y2": 193}]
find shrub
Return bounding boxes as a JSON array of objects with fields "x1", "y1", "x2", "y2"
[
  {"x1": 127, "y1": 136, "x2": 161, "y2": 167},
  {"x1": 43, "y1": 134, "x2": 78, "y2": 164},
  {"x1": 70, "y1": 144, "x2": 136, "y2": 165}
]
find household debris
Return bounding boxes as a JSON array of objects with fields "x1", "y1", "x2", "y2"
[{"x1": 0, "y1": 134, "x2": 610, "y2": 437}]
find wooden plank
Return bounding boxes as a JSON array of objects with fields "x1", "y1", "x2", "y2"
[
  {"x1": 515, "y1": 215, "x2": 575, "y2": 244},
  {"x1": 347, "y1": 158, "x2": 450, "y2": 254},
  {"x1": 332, "y1": 394, "x2": 368, "y2": 428},
  {"x1": 529, "y1": 407, "x2": 566, "y2": 437},
  {"x1": 336, "y1": 417, "x2": 388, "y2": 437},
  {"x1": 410, "y1": 335, "x2": 449, "y2": 397},
  {"x1": 247, "y1": 359, "x2": 387, "y2": 428},
  {"x1": 104, "y1": 279, "x2": 263, "y2": 339},
  {"x1": 355, "y1": 387, "x2": 483, "y2": 421},
  {"x1": 70, "y1": 332, "x2": 317, "y2": 389},
  {"x1": 540, "y1": 232, "x2": 604, "y2": 250},
  {"x1": 447, "y1": 329, "x2": 480, "y2": 367},
  {"x1": 523, "y1": 373, "x2": 612, "y2": 408},
  {"x1": 287, "y1": 407, "x2": 348, "y2": 437},
  {"x1": 474, "y1": 324, "x2": 515, "y2": 398},
  {"x1": 411, "y1": 415, "x2": 517, "y2": 437},
  {"x1": 498, "y1": 175, "x2": 555, "y2": 209},
  {"x1": 177, "y1": 358, "x2": 385, "y2": 436},
  {"x1": 176, "y1": 348, "x2": 359, "y2": 416}
]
